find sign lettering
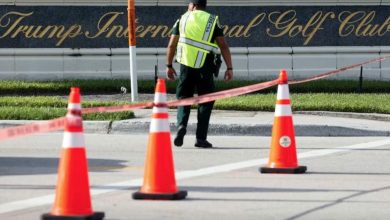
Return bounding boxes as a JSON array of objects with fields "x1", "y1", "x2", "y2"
[{"x1": 0, "y1": 6, "x2": 389, "y2": 48}]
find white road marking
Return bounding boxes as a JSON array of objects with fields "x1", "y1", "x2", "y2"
[{"x1": 0, "y1": 138, "x2": 389, "y2": 214}]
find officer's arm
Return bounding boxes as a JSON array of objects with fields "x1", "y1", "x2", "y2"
[
  {"x1": 166, "y1": 35, "x2": 179, "y2": 67},
  {"x1": 216, "y1": 36, "x2": 233, "y2": 81},
  {"x1": 166, "y1": 35, "x2": 179, "y2": 80}
]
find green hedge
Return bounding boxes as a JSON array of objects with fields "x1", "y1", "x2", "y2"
[{"x1": 0, "y1": 79, "x2": 389, "y2": 95}]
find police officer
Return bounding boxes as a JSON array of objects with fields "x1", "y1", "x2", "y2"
[{"x1": 166, "y1": 0, "x2": 233, "y2": 148}]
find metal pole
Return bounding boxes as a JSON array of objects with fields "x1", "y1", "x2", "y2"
[
  {"x1": 155, "y1": 65, "x2": 158, "y2": 86},
  {"x1": 358, "y1": 66, "x2": 363, "y2": 93},
  {"x1": 128, "y1": 0, "x2": 138, "y2": 102}
]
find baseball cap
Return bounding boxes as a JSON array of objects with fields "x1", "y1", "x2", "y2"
[{"x1": 188, "y1": 0, "x2": 207, "y2": 5}]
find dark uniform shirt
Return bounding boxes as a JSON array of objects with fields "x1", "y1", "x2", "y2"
[{"x1": 172, "y1": 13, "x2": 224, "y2": 70}]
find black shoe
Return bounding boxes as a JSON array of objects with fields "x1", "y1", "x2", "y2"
[
  {"x1": 174, "y1": 126, "x2": 187, "y2": 147},
  {"x1": 195, "y1": 139, "x2": 213, "y2": 148}
]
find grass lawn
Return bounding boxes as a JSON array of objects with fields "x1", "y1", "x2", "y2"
[{"x1": 0, "y1": 79, "x2": 389, "y2": 120}]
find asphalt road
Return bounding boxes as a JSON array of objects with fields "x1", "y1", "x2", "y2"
[{"x1": 1, "y1": 134, "x2": 390, "y2": 220}]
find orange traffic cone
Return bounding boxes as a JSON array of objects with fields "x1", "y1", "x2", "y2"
[
  {"x1": 133, "y1": 79, "x2": 187, "y2": 200},
  {"x1": 260, "y1": 70, "x2": 307, "y2": 174},
  {"x1": 42, "y1": 87, "x2": 104, "y2": 220}
]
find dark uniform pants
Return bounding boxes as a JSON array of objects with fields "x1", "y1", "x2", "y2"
[{"x1": 176, "y1": 64, "x2": 215, "y2": 140}]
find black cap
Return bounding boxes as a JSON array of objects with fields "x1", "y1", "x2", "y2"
[{"x1": 188, "y1": 0, "x2": 207, "y2": 6}]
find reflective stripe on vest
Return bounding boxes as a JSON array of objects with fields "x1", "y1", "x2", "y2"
[
  {"x1": 180, "y1": 12, "x2": 191, "y2": 35},
  {"x1": 177, "y1": 11, "x2": 219, "y2": 68},
  {"x1": 202, "y1": 14, "x2": 216, "y2": 42},
  {"x1": 178, "y1": 37, "x2": 219, "y2": 53}
]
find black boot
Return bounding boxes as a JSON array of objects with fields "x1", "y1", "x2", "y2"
[
  {"x1": 195, "y1": 139, "x2": 213, "y2": 148},
  {"x1": 174, "y1": 126, "x2": 187, "y2": 147}
]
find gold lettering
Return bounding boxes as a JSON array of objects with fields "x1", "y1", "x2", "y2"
[
  {"x1": 302, "y1": 11, "x2": 335, "y2": 45},
  {"x1": 11, "y1": 26, "x2": 29, "y2": 38},
  {"x1": 242, "y1": 13, "x2": 265, "y2": 37},
  {"x1": 221, "y1": 13, "x2": 265, "y2": 38},
  {"x1": 1, "y1": 8, "x2": 389, "y2": 48},
  {"x1": 162, "y1": 27, "x2": 174, "y2": 37},
  {"x1": 41, "y1": 26, "x2": 65, "y2": 38},
  {"x1": 356, "y1": 11, "x2": 376, "y2": 36},
  {"x1": 376, "y1": 17, "x2": 390, "y2": 36},
  {"x1": 267, "y1": 10, "x2": 335, "y2": 45},
  {"x1": 267, "y1": 10, "x2": 297, "y2": 38},
  {"x1": 30, "y1": 26, "x2": 44, "y2": 38},
  {"x1": 222, "y1": 25, "x2": 229, "y2": 35},
  {"x1": 361, "y1": 14, "x2": 390, "y2": 37},
  {"x1": 122, "y1": 29, "x2": 129, "y2": 38},
  {"x1": 106, "y1": 25, "x2": 124, "y2": 38},
  {"x1": 289, "y1": 25, "x2": 302, "y2": 37},
  {"x1": 0, "y1": 11, "x2": 33, "y2": 38},
  {"x1": 137, "y1": 25, "x2": 157, "y2": 38},
  {"x1": 56, "y1": 25, "x2": 82, "y2": 46},
  {"x1": 338, "y1": 11, "x2": 365, "y2": 37},
  {"x1": 151, "y1": 26, "x2": 169, "y2": 38},
  {"x1": 227, "y1": 25, "x2": 245, "y2": 37},
  {"x1": 366, "y1": 24, "x2": 380, "y2": 36},
  {"x1": 135, "y1": 26, "x2": 145, "y2": 34},
  {"x1": 339, "y1": 10, "x2": 390, "y2": 37},
  {"x1": 24, "y1": 26, "x2": 36, "y2": 38},
  {"x1": 85, "y1": 12, "x2": 123, "y2": 38}
]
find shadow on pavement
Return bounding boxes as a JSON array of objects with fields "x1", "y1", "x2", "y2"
[
  {"x1": 0, "y1": 157, "x2": 128, "y2": 176},
  {"x1": 182, "y1": 186, "x2": 358, "y2": 193},
  {"x1": 308, "y1": 171, "x2": 390, "y2": 175},
  {"x1": 0, "y1": 184, "x2": 139, "y2": 191}
]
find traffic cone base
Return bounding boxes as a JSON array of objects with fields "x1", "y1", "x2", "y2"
[
  {"x1": 41, "y1": 212, "x2": 105, "y2": 220},
  {"x1": 260, "y1": 166, "x2": 307, "y2": 174},
  {"x1": 132, "y1": 190, "x2": 187, "y2": 200}
]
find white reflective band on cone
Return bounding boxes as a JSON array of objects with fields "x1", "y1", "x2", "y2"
[
  {"x1": 62, "y1": 132, "x2": 85, "y2": 148},
  {"x1": 276, "y1": 85, "x2": 290, "y2": 100},
  {"x1": 67, "y1": 103, "x2": 81, "y2": 110},
  {"x1": 152, "y1": 107, "x2": 169, "y2": 113},
  {"x1": 150, "y1": 119, "x2": 170, "y2": 132},
  {"x1": 154, "y1": 92, "x2": 167, "y2": 104},
  {"x1": 274, "y1": 104, "x2": 292, "y2": 116}
]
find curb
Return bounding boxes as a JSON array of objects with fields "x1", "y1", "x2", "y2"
[
  {"x1": 296, "y1": 111, "x2": 390, "y2": 122},
  {"x1": 109, "y1": 121, "x2": 390, "y2": 137}
]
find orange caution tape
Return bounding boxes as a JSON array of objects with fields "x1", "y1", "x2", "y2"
[
  {"x1": 80, "y1": 80, "x2": 279, "y2": 114},
  {"x1": 167, "y1": 79, "x2": 279, "y2": 107},
  {"x1": 82, "y1": 102, "x2": 154, "y2": 114},
  {"x1": 0, "y1": 55, "x2": 388, "y2": 142},
  {"x1": 289, "y1": 55, "x2": 390, "y2": 85},
  {"x1": 0, "y1": 117, "x2": 66, "y2": 141}
]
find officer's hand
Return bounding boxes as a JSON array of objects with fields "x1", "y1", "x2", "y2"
[
  {"x1": 224, "y1": 69, "x2": 233, "y2": 81},
  {"x1": 166, "y1": 67, "x2": 177, "y2": 81}
]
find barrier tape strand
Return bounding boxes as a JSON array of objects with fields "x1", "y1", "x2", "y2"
[
  {"x1": 289, "y1": 55, "x2": 390, "y2": 85},
  {"x1": 0, "y1": 117, "x2": 66, "y2": 141},
  {"x1": 167, "y1": 79, "x2": 279, "y2": 107}
]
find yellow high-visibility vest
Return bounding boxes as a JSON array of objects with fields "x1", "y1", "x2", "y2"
[{"x1": 176, "y1": 10, "x2": 219, "y2": 68}]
